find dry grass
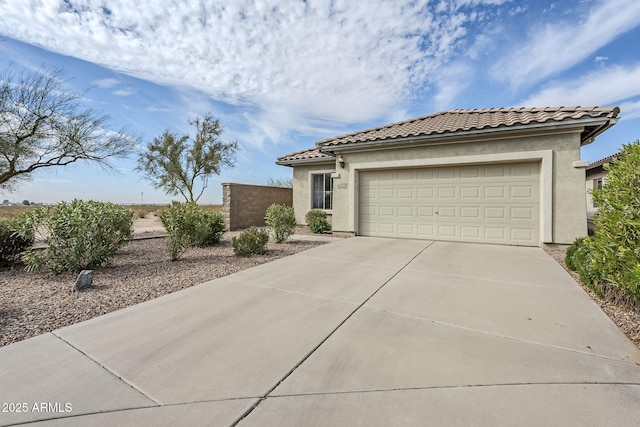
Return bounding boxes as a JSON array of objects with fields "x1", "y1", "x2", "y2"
[
  {"x1": 0, "y1": 205, "x2": 38, "y2": 218},
  {"x1": 0, "y1": 204, "x2": 222, "y2": 219}
]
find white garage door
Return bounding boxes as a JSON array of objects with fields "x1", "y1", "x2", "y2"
[{"x1": 359, "y1": 162, "x2": 540, "y2": 246}]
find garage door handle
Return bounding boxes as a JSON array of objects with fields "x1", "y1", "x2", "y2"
[{"x1": 435, "y1": 211, "x2": 439, "y2": 215}]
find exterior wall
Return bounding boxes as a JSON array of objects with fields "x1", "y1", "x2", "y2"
[
  {"x1": 291, "y1": 162, "x2": 336, "y2": 225},
  {"x1": 326, "y1": 130, "x2": 587, "y2": 245},
  {"x1": 222, "y1": 183, "x2": 293, "y2": 230},
  {"x1": 585, "y1": 168, "x2": 607, "y2": 220}
]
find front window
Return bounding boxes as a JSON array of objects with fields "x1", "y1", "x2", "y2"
[{"x1": 312, "y1": 173, "x2": 332, "y2": 210}]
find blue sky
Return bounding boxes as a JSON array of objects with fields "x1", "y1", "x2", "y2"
[{"x1": 1, "y1": 0, "x2": 639, "y2": 205}]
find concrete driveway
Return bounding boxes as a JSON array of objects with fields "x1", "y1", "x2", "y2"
[{"x1": 1, "y1": 238, "x2": 639, "y2": 426}]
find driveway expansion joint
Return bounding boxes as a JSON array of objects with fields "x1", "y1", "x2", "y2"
[
  {"x1": 363, "y1": 306, "x2": 640, "y2": 364},
  {"x1": 266, "y1": 381, "x2": 640, "y2": 399},
  {"x1": 230, "y1": 240, "x2": 434, "y2": 426},
  {"x1": 50, "y1": 332, "x2": 161, "y2": 406}
]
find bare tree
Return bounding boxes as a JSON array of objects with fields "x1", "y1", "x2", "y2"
[
  {"x1": 0, "y1": 65, "x2": 137, "y2": 189},
  {"x1": 136, "y1": 115, "x2": 238, "y2": 203}
]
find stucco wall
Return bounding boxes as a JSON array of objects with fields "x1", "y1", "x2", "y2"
[
  {"x1": 291, "y1": 162, "x2": 335, "y2": 225},
  {"x1": 222, "y1": 183, "x2": 293, "y2": 230}
]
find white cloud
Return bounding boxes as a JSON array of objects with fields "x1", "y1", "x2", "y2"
[
  {"x1": 94, "y1": 77, "x2": 120, "y2": 88},
  {"x1": 492, "y1": 0, "x2": 640, "y2": 88},
  {"x1": 619, "y1": 99, "x2": 640, "y2": 120},
  {"x1": 0, "y1": 0, "x2": 507, "y2": 146},
  {"x1": 520, "y1": 63, "x2": 640, "y2": 108},
  {"x1": 112, "y1": 89, "x2": 133, "y2": 96}
]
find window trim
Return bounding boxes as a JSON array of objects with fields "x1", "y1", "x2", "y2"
[{"x1": 309, "y1": 170, "x2": 334, "y2": 212}]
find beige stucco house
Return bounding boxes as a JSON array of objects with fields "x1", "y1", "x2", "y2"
[{"x1": 277, "y1": 107, "x2": 619, "y2": 247}]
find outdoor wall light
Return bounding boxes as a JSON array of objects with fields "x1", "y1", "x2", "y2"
[{"x1": 338, "y1": 154, "x2": 345, "y2": 168}]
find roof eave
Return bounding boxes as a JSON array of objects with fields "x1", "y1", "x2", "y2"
[{"x1": 276, "y1": 157, "x2": 335, "y2": 167}]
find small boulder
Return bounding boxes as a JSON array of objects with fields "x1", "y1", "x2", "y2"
[{"x1": 75, "y1": 270, "x2": 94, "y2": 291}]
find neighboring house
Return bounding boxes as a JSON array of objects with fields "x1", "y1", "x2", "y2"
[
  {"x1": 277, "y1": 107, "x2": 619, "y2": 247},
  {"x1": 585, "y1": 153, "x2": 620, "y2": 234}
]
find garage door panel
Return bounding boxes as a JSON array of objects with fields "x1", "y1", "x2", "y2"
[
  {"x1": 437, "y1": 169, "x2": 456, "y2": 179},
  {"x1": 359, "y1": 162, "x2": 540, "y2": 246},
  {"x1": 438, "y1": 187, "x2": 456, "y2": 198},
  {"x1": 510, "y1": 185, "x2": 534, "y2": 199},
  {"x1": 397, "y1": 188, "x2": 414, "y2": 198},
  {"x1": 397, "y1": 223, "x2": 415, "y2": 235},
  {"x1": 460, "y1": 207, "x2": 480, "y2": 219},
  {"x1": 511, "y1": 228, "x2": 534, "y2": 241},
  {"x1": 417, "y1": 224, "x2": 435, "y2": 237},
  {"x1": 417, "y1": 206, "x2": 435, "y2": 217},
  {"x1": 417, "y1": 187, "x2": 435, "y2": 199},
  {"x1": 511, "y1": 207, "x2": 534, "y2": 220},
  {"x1": 461, "y1": 167, "x2": 480, "y2": 178},
  {"x1": 379, "y1": 206, "x2": 394, "y2": 216},
  {"x1": 461, "y1": 226, "x2": 481, "y2": 239},
  {"x1": 438, "y1": 225, "x2": 457, "y2": 237},
  {"x1": 397, "y1": 206, "x2": 414, "y2": 217},
  {"x1": 484, "y1": 186, "x2": 506, "y2": 198},
  {"x1": 485, "y1": 206, "x2": 506, "y2": 219},
  {"x1": 460, "y1": 186, "x2": 480, "y2": 199},
  {"x1": 437, "y1": 206, "x2": 457, "y2": 218}
]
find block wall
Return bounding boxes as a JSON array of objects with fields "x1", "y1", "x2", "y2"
[{"x1": 222, "y1": 183, "x2": 293, "y2": 230}]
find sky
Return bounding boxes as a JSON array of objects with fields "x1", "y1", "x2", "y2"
[{"x1": 1, "y1": 0, "x2": 639, "y2": 205}]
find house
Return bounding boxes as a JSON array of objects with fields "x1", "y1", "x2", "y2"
[
  {"x1": 585, "y1": 152, "x2": 620, "y2": 234},
  {"x1": 277, "y1": 107, "x2": 620, "y2": 247}
]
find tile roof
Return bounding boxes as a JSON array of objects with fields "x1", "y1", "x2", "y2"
[
  {"x1": 587, "y1": 152, "x2": 620, "y2": 170},
  {"x1": 276, "y1": 147, "x2": 334, "y2": 164},
  {"x1": 317, "y1": 106, "x2": 620, "y2": 148}
]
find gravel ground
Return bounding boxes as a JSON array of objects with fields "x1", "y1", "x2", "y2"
[
  {"x1": 545, "y1": 248, "x2": 640, "y2": 350},
  {"x1": 0, "y1": 231, "x2": 326, "y2": 348},
  {"x1": 2, "y1": 232, "x2": 637, "y2": 352}
]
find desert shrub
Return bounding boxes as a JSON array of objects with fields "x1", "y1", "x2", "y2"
[
  {"x1": 160, "y1": 202, "x2": 206, "y2": 260},
  {"x1": 199, "y1": 211, "x2": 226, "y2": 246},
  {"x1": 0, "y1": 216, "x2": 34, "y2": 267},
  {"x1": 309, "y1": 217, "x2": 331, "y2": 234},
  {"x1": 20, "y1": 200, "x2": 134, "y2": 273},
  {"x1": 232, "y1": 227, "x2": 269, "y2": 256},
  {"x1": 305, "y1": 209, "x2": 327, "y2": 226},
  {"x1": 265, "y1": 204, "x2": 296, "y2": 243},
  {"x1": 565, "y1": 236, "x2": 602, "y2": 293},
  {"x1": 568, "y1": 140, "x2": 640, "y2": 302}
]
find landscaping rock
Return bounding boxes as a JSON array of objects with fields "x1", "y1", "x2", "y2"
[{"x1": 75, "y1": 270, "x2": 94, "y2": 291}]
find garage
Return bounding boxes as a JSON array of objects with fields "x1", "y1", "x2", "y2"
[
  {"x1": 278, "y1": 107, "x2": 621, "y2": 245},
  {"x1": 359, "y1": 162, "x2": 540, "y2": 246}
]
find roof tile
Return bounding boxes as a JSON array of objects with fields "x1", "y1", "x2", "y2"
[
  {"x1": 317, "y1": 106, "x2": 620, "y2": 148},
  {"x1": 277, "y1": 147, "x2": 333, "y2": 163}
]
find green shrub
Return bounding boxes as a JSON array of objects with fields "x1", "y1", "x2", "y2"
[
  {"x1": 199, "y1": 211, "x2": 225, "y2": 246},
  {"x1": 0, "y1": 216, "x2": 34, "y2": 267},
  {"x1": 565, "y1": 236, "x2": 603, "y2": 293},
  {"x1": 309, "y1": 217, "x2": 331, "y2": 234},
  {"x1": 305, "y1": 209, "x2": 327, "y2": 226},
  {"x1": 569, "y1": 140, "x2": 640, "y2": 302},
  {"x1": 265, "y1": 204, "x2": 296, "y2": 243},
  {"x1": 232, "y1": 227, "x2": 269, "y2": 256},
  {"x1": 159, "y1": 202, "x2": 225, "y2": 259},
  {"x1": 160, "y1": 202, "x2": 204, "y2": 260},
  {"x1": 21, "y1": 200, "x2": 133, "y2": 273}
]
